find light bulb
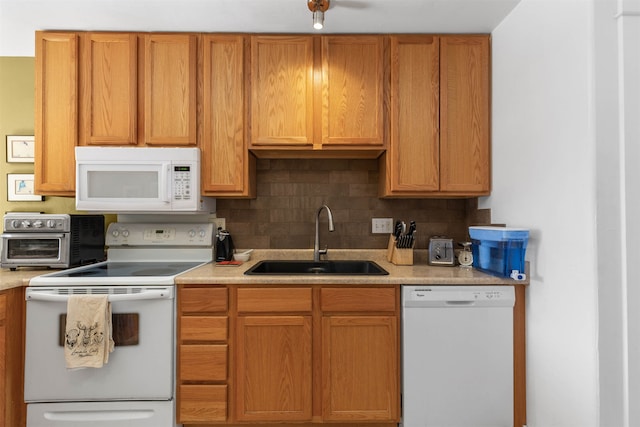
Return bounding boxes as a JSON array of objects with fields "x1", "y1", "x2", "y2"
[{"x1": 313, "y1": 10, "x2": 324, "y2": 30}]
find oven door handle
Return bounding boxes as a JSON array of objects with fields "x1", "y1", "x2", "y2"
[
  {"x1": 1, "y1": 232, "x2": 67, "y2": 239},
  {"x1": 26, "y1": 289, "x2": 172, "y2": 302}
]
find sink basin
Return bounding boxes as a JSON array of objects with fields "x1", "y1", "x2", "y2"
[{"x1": 245, "y1": 260, "x2": 389, "y2": 275}]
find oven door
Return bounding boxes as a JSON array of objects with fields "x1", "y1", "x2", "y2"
[
  {"x1": 1, "y1": 233, "x2": 69, "y2": 268},
  {"x1": 24, "y1": 286, "x2": 174, "y2": 402}
]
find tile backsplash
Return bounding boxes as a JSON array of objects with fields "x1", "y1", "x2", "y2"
[{"x1": 216, "y1": 158, "x2": 491, "y2": 250}]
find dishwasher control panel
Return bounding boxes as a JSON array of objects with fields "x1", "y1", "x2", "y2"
[{"x1": 403, "y1": 286, "x2": 515, "y2": 308}]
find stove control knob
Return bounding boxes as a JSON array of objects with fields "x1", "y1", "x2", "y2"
[
  {"x1": 189, "y1": 229, "x2": 196, "y2": 238},
  {"x1": 111, "y1": 230, "x2": 120, "y2": 238},
  {"x1": 122, "y1": 230, "x2": 129, "y2": 237},
  {"x1": 11, "y1": 219, "x2": 21, "y2": 228},
  {"x1": 21, "y1": 220, "x2": 32, "y2": 228},
  {"x1": 46, "y1": 219, "x2": 57, "y2": 228},
  {"x1": 33, "y1": 220, "x2": 44, "y2": 228},
  {"x1": 199, "y1": 229, "x2": 207, "y2": 238}
]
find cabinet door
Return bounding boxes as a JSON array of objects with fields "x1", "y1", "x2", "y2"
[
  {"x1": 381, "y1": 35, "x2": 440, "y2": 195},
  {"x1": 235, "y1": 315, "x2": 312, "y2": 421},
  {"x1": 80, "y1": 33, "x2": 137, "y2": 146},
  {"x1": 0, "y1": 289, "x2": 25, "y2": 426},
  {"x1": 249, "y1": 36, "x2": 314, "y2": 147},
  {"x1": 440, "y1": 35, "x2": 490, "y2": 193},
  {"x1": 0, "y1": 293, "x2": 5, "y2": 426},
  {"x1": 321, "y1": 36, "x2": 386, "y2": 147},
  {"x1": 201, "y1": 35, "x2": 255, "y2": 197},
  {"x1": 321, "y1": 316, "x2": 399, "y2": 421},
  {"x1": 34, "y1": 31, "x2": 78, "y2": 195},
  {"x1": 143, "y1": 34, "x2": 197, "y2": 146}
]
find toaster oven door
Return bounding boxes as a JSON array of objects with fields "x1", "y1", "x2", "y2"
[{"x1": 0, "y1": 232, "x2": 69, "y2": 269}]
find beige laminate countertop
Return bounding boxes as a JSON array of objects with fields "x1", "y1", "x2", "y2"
[
  {"x1": 0, "y1": 267, "x2": 59, "y2": 291},
  {"x1": 176, "y1": 249, "x2": 527, "y2": 286},
  {"x1": 0, "y1": 249, "x2": 527, "y2": 291}
]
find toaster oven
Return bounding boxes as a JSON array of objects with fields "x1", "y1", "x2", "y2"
[{"x1": 1, "y1": 214, "x2": 105, "y2": 270}]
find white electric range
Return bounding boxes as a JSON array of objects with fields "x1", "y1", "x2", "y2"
[{"x1": 25, "y1": 220, "x2": 214, "y2": 427}]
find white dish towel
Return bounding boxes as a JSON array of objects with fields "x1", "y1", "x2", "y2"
[{"x1": 64, "y1": 295, "x2": 114, "y2": 369}]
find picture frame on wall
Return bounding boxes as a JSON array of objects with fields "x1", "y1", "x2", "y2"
[
  {"x1": 7, "y1": 173, "x2": 43, "y2": 201},
  {"x1": 6, "y1": 135, "x2": 35, "y2": 163}
]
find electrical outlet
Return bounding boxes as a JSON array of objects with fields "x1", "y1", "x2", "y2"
[
  {"x1": 372, "y1": 218, "x2": 393, "y2": 234},
  {"x1": 210, "y1": 216, "x2": 226, "y2": 231}
]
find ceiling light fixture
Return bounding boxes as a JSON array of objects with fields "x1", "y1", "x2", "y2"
[{"x1": 308, "y1": 0, "x2": 330, "y2": 30}]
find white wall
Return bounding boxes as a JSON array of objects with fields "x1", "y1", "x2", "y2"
[{"x1": 489, "y1": 0, "x2": 600, "y2": 425}]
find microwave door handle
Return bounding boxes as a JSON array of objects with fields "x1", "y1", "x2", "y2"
[{"x1": 26, "y1": 289, "x2": 172, "y2": 302}]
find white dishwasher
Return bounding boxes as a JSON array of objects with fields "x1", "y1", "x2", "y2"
[{"x1": 401, "y1": 285, "x2": 515, "y2": 427}]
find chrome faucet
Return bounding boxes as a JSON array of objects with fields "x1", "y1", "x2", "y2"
[{"x1": 314, "y1": 205, "x2": 335, "y2": 261}]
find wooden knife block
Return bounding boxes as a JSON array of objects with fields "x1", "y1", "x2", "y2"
[{"x1": 387, "y1": 235, "x2": 414, "y2": 266}]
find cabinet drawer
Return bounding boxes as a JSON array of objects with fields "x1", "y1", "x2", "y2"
[
  {"x1": 237, "y1": 287, "x2": 312, "y2": 313},
  {"x1": 179, "y1": 384, "x2": 227, "y2": 423},
  {"x1": 181, "y1": 316, "x2": 227, "y2": 342},
  {"x1": 180, "y1": 344, "x2": 227, "y2": 381},
  {"x1": 0, "y1": 293, "x2": 6, "y2": 321},
  {"x1": 321, "y1": 287, "x2": 397, "y2": 312},
  {"x1": 180, "y1": 287, "x2": 228, "y2": 313}
]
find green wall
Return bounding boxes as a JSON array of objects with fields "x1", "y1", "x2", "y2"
[{"x1": 0, "y1": 57, "x2": 77, "y2": 215}]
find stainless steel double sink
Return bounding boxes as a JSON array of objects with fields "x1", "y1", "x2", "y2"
[{"x1": 245, "y1": 260, "x2": 388, "y2": 275}]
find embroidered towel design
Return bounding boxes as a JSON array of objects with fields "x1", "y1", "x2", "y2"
[{"x1": 64, "y1": 295, "x2": 114, "y2": 369}]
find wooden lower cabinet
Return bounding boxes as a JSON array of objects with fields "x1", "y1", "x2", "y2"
[
  {"x1": 178, "y1": 284, "x2": 400, "y2": 426},
  {"x1": 177, "y1": 286, "x2": 229, "y2": 424},
  {"x1": 235, "y1": 287, "x2": 313, "y2": 422},
  {"x1": 179, "y1": 385, "x2": 228, "y2": 423},
  {"x1": 0, "y1": 288, "x2": 26, "y2": 427},
  {"x1": 321, "y1": 316, "x2": 398, "y2": 421},
  {"x1": 235, "y1": 315, "x2": 313, "y2": 421}
]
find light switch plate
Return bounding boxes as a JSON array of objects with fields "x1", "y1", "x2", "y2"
[{"x1": 372, "y1": 218, "x2": 393, "y2": 234}]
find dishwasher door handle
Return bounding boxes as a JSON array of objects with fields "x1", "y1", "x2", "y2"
[{"x1": 445, "y1": 300, "x2": 476, "y2": 306}]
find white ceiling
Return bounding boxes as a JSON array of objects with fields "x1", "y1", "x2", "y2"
[{"x1": 0, "y1": 0, "x2": 521, "y2": 56}]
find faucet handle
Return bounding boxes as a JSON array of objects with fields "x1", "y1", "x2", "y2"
[{"x1": 319, "y1": 247, "x2": 328, "y2": 257}]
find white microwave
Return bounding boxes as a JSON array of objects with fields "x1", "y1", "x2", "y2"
[{"x1": 75, "y1": 146, "x2": 216, "y2": 213}]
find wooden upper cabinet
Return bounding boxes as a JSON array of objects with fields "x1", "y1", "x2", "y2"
[
  {"x1": 201, "y1": 34, "x2": 255, "y2": 197},
  {"x1": 35, "y1": 31, "x2": 78, "y2": 195},
  {"x1": 80, "y1": 33, "x2": 137, "y2": 146},
  {"x1": 142, "y1": 34, "x2": 197, "y2": 146},
  {"x1": 321, "y1": 36, "x2": 386, "y2": 147},
  {"x1": 249, "y1": 35, "x2": 314, "y2": 147},
  {"x1": 249, "y1": 35, "x2": 387, "y2": 153},
  {"x1": 382, "y1": 35, "x2": 440, "y2": 195},
  {"x1": 381, "y1": 35, "x2": 490, "y2": 197},
  {"x1": 440, "y1": 35, "x2": 490, "y2": 194}
]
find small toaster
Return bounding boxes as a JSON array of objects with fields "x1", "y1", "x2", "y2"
[{"x1": 428, "y1": 237, "x2": 455, "y2": 266}]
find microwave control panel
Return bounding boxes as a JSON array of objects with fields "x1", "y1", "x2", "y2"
[{"x1": 173, "y1": 166, "x2": 192, "y2": 200}]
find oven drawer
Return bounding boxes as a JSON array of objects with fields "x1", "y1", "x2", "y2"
[
  {"x1": 178, "y1": 384, "x2": 227, "y2": 423},
  {"x1": 180, "y1": 344, "x2": 228, "y2": 381},
  {"x1": 28, "y1": 401, "x2": 175, "y2": 426}
]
